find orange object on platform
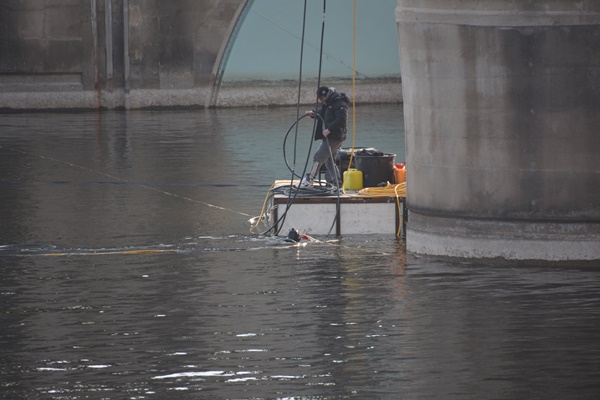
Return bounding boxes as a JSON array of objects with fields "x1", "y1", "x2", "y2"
[{"x1": 393, "y1": 165, "x2": 406, "y2": 183}]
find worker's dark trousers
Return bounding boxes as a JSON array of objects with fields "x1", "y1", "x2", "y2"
[{"x1": 312, "y1": 137, "x2": 343, "y2": 186}]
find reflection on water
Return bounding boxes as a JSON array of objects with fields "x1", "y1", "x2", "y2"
[{"x1": 1, "y1": 106, "x2": 600, "y2": 399}]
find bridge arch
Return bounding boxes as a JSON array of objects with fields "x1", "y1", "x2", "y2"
[{"x1": 206, "y1": 0, "x2": 254, "y2": 108}]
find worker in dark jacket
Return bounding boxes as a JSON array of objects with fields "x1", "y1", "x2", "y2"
[{"x1": 300, "y1": 86, "x2": 351, "y2": 189}]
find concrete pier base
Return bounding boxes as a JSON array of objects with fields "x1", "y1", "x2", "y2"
[
  {"x1": 396, "y1": 0, "x2": 600, "y2": 263},
  {"x1": 408, "y1": 214, "x2": 600, "y2": 263}
]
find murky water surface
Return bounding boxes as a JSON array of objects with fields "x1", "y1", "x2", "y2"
[{"x1": 1, "y1": 106, "x2": 600, "y2": 399}]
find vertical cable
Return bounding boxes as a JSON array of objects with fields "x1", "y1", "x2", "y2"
[
  {"x1": 269, "y1": 0, "x2": 329, "y2": 236},
  {"x1": 349, "y1": 0, "x2": 357, "y2": 173},
  {"x1": 292, "y1": 0, "x2": 308, "y2": 171},
  {"x1": 315, "y1": 0, "x2": 326, "y2": 109}
]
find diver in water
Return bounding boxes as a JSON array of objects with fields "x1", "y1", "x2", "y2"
[
  {"x1": 300, "y1": 86, "x2": 350, "y2": 190},
  {"x1": 284, "y1": 228, "x2": 301, "y2": 243}
]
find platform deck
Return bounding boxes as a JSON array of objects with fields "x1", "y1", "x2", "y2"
[{"x1": 269, "y1": 180, "x2": 407, "y2": 237}]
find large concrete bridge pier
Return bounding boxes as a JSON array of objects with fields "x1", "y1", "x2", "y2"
[{"x1": 396, "y1": 0, "x2": 600, "y2": 262}]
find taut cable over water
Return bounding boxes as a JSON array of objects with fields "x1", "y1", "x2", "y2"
[{"x1": 0, "y1": 145, "x2": 253, "y2": 218}]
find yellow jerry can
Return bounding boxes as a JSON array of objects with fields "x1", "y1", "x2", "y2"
[{"x1": 343, "y1": 168, "x2": 363, "y2": 190}]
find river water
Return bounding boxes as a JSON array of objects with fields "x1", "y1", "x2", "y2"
[{"x1": 1, "y1": 105, "x2": 600, "y2": 399}]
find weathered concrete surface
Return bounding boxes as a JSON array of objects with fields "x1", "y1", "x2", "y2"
[
  {"x1": 217, "y1": 78, "x2": 402, "y2": 108},
  {"x1": 396, "y1": 0, "x2": 600, "y2": 262},
  {"x1": 0, "y1": 0, "x2": 256, "y2": 109},
  {"x1": 0, "y1": 0, "x2": 402, "y2": 109}
]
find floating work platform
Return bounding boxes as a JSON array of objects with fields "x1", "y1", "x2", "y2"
[{"x1": 268, "y1": 180, "x2": 407, "y2": 237}]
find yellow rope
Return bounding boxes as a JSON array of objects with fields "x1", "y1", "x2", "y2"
[
  {"x1": 0, "y1": 145, "x2": 253, "y2": 218},
  {"x1": 43, "y1": 249, "x2": 178, "y2": 257},
  {"x1": 357, "y1": 182, "x2": 406, "y2": 197},
  {"x1": 343, "y1": 0, "x2": 358, "y2": 194},
  {"x1": 248, "y1": 182, "x2": 278, "y2": 234},
  {"x1": 394, "y1": 183, "x2": 407, "y2": 237},
  {"x1": 357, "y1": 182, "x2": 407, "y2": 237}
]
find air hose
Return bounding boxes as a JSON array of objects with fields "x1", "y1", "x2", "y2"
[
  {"x1": 258, "y1": 111, "x2": 341, "y2": 237},
  {"x1": 250, "y1": 0, "x2": 342, "y2": 237}
]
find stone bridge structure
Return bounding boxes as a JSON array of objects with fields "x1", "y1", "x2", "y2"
[
  {"x1": 0, "y1": 0, "x2": 401, "y2": 109},
  {"x1": 0, "y1": 0, "x2": 251, "y2": 109}
]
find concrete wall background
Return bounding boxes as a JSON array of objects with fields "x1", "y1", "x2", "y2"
[
  {"x1": 0, "y1": 0, "x2": 84, "y2": 75},
  {"x1": 0, "y1": 0, "x2": 253, "y2": 109},
  {"x1": 0, "y1": 0, "x2": 88, "y2": 94}
]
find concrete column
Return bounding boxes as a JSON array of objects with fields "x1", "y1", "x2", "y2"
[
  {"x1": 128, "y1": 0, "x2": 160, "y2": 89},
  {"x1": 396, "y1": 0, "x2": 600, "y2": 262},
  {"x1": 82, "y1": 0, "x2": 97, "y2": 91}
]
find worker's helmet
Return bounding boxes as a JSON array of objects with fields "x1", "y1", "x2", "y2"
[{"x1": 316, "y1": 86, "x2": 329, "y2": 98}]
